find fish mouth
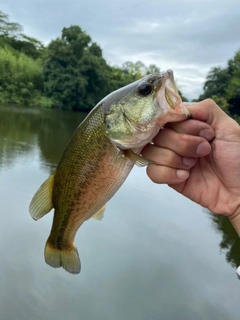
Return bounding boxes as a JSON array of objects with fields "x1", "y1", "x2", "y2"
[
  {"x1": 162, "y1": 69, "x2": 180, "y2": 109},
  {"x1": 156, "y1": 69, "x2": 190, "y2": 118}
]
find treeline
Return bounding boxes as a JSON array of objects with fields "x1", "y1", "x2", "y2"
[
  {"x1": 0, "y1": 10, "x2": 173, "y2": 111},
  {"x1": 0, "y1": 11, "x2": 45, "y2": 106},
  {"x1": 1, "y1": 10, "x2": 239, "y2": 117},
  {"x1": 196, "y1": 50, "x2": 240, "y2": 121}
]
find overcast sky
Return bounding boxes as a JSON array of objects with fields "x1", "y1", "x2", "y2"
[{"x1": 2, "y1": 0, "x2": 240, "y2": 99}]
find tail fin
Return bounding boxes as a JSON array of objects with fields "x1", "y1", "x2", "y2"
[{"x1": 44, "y1": 241, "x2": 81, "y2": 274}]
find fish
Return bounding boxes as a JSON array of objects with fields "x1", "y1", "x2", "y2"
[{"x1": 29, "y1": 70, "x2": 190, "y2": 274}]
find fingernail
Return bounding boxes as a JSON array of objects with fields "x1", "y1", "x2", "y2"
[
  {"x1": 183, "y1": 157, "x2": 196, "y2": 166},
  {"x1": 196, "y1": 141, "x2": 210, "y2": 156},
  {"x1": 199, "y1": 129, "x2": 214, "y2": 141},
  {"x1": 176, "y1": 170, "x2": 189, "y2": 180}
]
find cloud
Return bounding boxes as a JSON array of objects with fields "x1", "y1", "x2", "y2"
[{"x1": 2, "y1": 0, "x2": 240, "y2": 99}]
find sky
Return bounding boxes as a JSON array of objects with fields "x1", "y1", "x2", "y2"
[{"x1": 2, "y1": 0, "x2": 240, "y2": 99}]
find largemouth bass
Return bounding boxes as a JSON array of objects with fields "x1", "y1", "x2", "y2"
[{"x1": 29, "y1": 70, "x2": 189, "y2": 274}]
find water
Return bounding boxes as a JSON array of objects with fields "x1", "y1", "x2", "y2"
[{"x1": 0, "y1": 104, "x2": 240, "y2": 320}]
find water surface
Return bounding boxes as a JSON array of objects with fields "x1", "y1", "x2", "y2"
[{"x1": 0, "y1": 105, "x2": 240, "y2": 320}]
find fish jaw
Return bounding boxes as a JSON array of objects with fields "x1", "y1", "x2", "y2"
[{"x1": 155, "y1": 69, "x2": 190, "y2": 125}]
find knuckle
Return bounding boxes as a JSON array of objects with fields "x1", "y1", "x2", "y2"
[
  {"x1": 169, "y1": 151, "x2": 180, "y2": 166},
  {"x1": 205, "y1": 98, "x2": 217, "y2": 108},
  {"x1": 147, "y1": 164, "x2": 165, "y2": 184},
  {"x1": 179, "y1": 135, "x2": 191, "y2": 150}
]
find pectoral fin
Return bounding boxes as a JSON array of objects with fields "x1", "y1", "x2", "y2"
[
  {"x1": 29, "y1": 172, "x2": 56, "y2": 220},
  {"x1": 92, "y1": 205, "x2": 106, "y2": 221},
  {"x1": 124, "y1": 149, "x2": 153, "y2": 167}
]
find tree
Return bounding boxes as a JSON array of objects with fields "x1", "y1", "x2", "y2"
[
  {"x1": 0, "y1": 11, "x2": 45, "y2": 60},
  {"x1": 198, "y1": 67, "x2": 230, "y2": 101},
  {"x1": 225, "y1": 51, "x2": 240, "y2": 116},
  {"x1": 121, "y1": 61, "x2": 146, "y2": 82},
  {"x1": 43, "y1": 25, "x2": 113, "y2": 110},
  {"x1": 209, "y1": 95, "x2": 230, "y2": 114},
  {"x1": 178, "y1": 90, "x2": 188, "y2": 102},
  {"x1": 0, "y1": 10, "x2": 189, "y2": 111},
  {"x1": 7, "y1": 34, "x2": 45, "y2": 59},
  {"x1": 0, "y1": 11, "x2": 23, "y2": 38},
  {"x1": 198, "y1": 49, "x2": 240, "y2": 121},
  {"x1": 146, "y1": 64, "x2": 160, "y2": 75}
]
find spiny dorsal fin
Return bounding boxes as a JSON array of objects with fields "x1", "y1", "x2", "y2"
[
  {"x1": 124, "y1": 149, "x2": 153, "y2": 167},
  {"x1": 92, "y1": 205, "x2": 106, "y2": 221},
  {"x1": 29, "y1": 172, "x2": 56, "y2": 220}
]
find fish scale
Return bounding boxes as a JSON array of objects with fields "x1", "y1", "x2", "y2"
[{"x1": 51, "y1": 105, "x2": 134, "y2": 249}]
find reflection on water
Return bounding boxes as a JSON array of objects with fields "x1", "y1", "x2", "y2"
[
  {"x1": 0, "y1": 104, "x2": 240, "y2": 320},
  {"x1": 210, "y1": 213, "x2": 240, "y2": 269},
  {"x1": 0, "y1": 104, "x2": 86, "y2": 171}
]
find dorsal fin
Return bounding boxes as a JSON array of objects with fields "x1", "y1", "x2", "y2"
[{"x1": 29, "y1": 172, "x2": 56, "y2": 220}]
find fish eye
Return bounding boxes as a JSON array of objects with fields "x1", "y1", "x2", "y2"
[{"x1": 138, "y1": 82, "x2": 153, "y2": 96}]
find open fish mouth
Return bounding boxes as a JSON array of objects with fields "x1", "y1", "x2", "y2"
[
  {"x1": 166, "y1": 91, "x2": 174, "y2": 108},
  {"x1": 162, "y1": 69, "x2": 180, "y2": 109},
  {"x1": 156, "y1": 69, "x2": 190, "y2": 118}
]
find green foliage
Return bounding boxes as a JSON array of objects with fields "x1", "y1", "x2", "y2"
[
  {"x1": 0, "y1": 11, "x2": 23, "y2": 38},
  {"x1": 198, "y1": 67, "x2": 230, "y2": 101},
  {"x1": 146, "y1": 64, "x2": 160, "y2": 75},
  {"x1": 0, "y1": 10, "x2": 46, "y2": 105},
  {"x1": 36, "y1": 96, "x2": 54, "y2": 108},
  {"x1": 0, "y1": 9, "x2": 189, "y2": 111},
  {"x1": 107, "y1": 61, "x2": 152, "y2": 91},
  {"x1": 0, "y1": 45, "x2": 43, "y2": 104},
  {"x1": 121, "y1": 61, "x2": 146, "y2": 80},
  {"x1": 42, "y1": 26, "x2": 163, "y2": 111},
  {"x1": 178, "y1": 90, "x2": 188, "y2": 102},
  {"x1": 43, "y1": 25, "x2": 114, "y2": 110},
  {"x1": 225, "y1": 51, "x2": 240, "y2": 117},
  {"x1": 210, "y1": 95, "x2": 230, "y2": 113},
  {"x1": 198, "y1": 49, "x2": 240, "y2": 121},
  {"x1": 7, "y1": 34, "x2": 45, "y2": 59},
  {"x1": 0, "y1": 11, "x2": 45, "y2": 60}
]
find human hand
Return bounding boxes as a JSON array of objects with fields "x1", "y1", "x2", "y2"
[{"x1": 142, "y1": 99, "x2": 240, "y2": 235}]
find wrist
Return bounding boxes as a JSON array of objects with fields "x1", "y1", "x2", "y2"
[{"x1": 229, "y1": 206, "x2": 240, "y2": 236}]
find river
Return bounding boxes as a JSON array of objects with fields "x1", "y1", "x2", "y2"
[{"x1": 0, "y1": 104, "x2": 240, "y2": 320}]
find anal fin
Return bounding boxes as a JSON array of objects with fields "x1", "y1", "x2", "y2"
[{"x1": 92, "y1": 205, "x2": 106, "y2": 221}]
